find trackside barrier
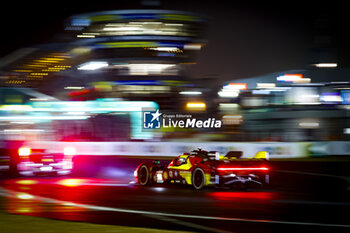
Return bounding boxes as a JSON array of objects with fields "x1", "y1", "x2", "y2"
[
  {"x1": 308, "y1": 141, "x2": 350, "y2": 156},
  {"x1": 25, "y1": 141, "x2": 311, "y2": 159}
]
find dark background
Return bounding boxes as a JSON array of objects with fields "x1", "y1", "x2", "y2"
[{"x1": 0, "y1": 0, "x2": 348, "y2": 81}]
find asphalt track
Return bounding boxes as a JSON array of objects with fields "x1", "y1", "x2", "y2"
[{"x1": 1, "y1": 156, "x2": 350, "y2": 233}]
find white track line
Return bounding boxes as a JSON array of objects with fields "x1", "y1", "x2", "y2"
[{"x1": 0, "y1": 187, "x2": 349, "y2": 228}]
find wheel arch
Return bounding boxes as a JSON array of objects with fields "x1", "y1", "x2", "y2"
[{"x1": 135, "y1": 162, "x2": 154, "y2": 185}]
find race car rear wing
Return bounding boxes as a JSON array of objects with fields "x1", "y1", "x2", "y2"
[
  {"x1": 254, "y1": 151, "x2": 269, "y2": 160},
  {"x1": 222, "y1": 150, "x2": 269, "y2": 160},
  {"x1": 225, "y1": 151, "x2": 243, "y2": 159}
]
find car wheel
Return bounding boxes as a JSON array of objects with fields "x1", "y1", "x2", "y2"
[
  {"x1": 138, "y1": 164, "x2": 151, "y2": 186},
  {"x1": 192, "y1": 168, "x2": 205, "y2": 190}
]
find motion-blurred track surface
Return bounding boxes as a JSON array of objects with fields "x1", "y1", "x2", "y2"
[{"x1": 1, "y1": 157, "x2": 350, "y2": 233}]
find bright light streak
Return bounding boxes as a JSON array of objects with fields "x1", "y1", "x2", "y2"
[
  {"x1": 294, "y1": 78, "x2": 311, "y2": 83},
  {"x1": 23, "y1": 163, "x2": 43, "y2": 167},
  {"x1": 58, "y1": 179, "x2": 84, "y2": 187},
  {"x1": 184, "y1": 43, "x2": 202, "y2": 50},
  {"x1": 103, "y1": 26, "x2": 140, "y2": 31},
  {"x1": 187, "y1": 103, "x2": 206, "y2": 107},
  {"x1": 113, "y1": 63, "x2": 176, "y2": 75},
  {"x1": 17, "y1": 193, "x2": 34, "y2": 200},
  {"x1": 314, "y1": 63, "x2": 337, "y2": 68},
  {"x1": 257, "y1": 83, "x2": 276, "y2": 89},
  {"x1": 217, "y1": 167, "x2": 269, "y2": 171},
  {"x1": 222, "y1": 115, "x2": 242, "y2": 119},
  {"x1": 252, "y1": 90, "x2": 271, "y2": 95},
  {"x1": 29, "y1": 98, "x2": 48, "y2": 101},
  {"x1": 298, "y1": 119, "x2": 320, "y2": 128},
  {"x1": 10, "y1": 121, "x2": 35, "y2": 124},
  {"x1": 16, "y1": 208, "x2": 32, "y2": 213},
  {"x1": 64, "y1": 146, "x2": 76, "y2": 156},
  {"x1": 62, "y1": 201, "x2": 76, "y2": 206},
  {"x1": 218, "y1": 90, "x2": 239, "y2": 98},
  {"x1": 344, "y1": 128, "x2": 350, "y2": 134},
  {"x1": 78, "y1": 61, "x2": 108, "y2": 70},
  {"x1": 222, "y1": 115, "x2": 242, "y2": 125},
  {"x1": 64, "y1": 111, "x2": 87, "y2": 116},
  {"x1": 299, "y1": 122, "x2": 319, "y2": 128},
  {"x1": 164, "y1": 23, "x2": 183, "y2": 26},
  {"x1": 4, "y1": 129, "x2": 44, "y2": 133},
  {"x1": 0, "y1": 116, "x2": 90, "y2": 121},
  {"x1": 179, "y1": 91, "x2": 202, "y2": 95},
  {"x1": 77, "y1": 35, "x2": 96, "y2": 38},
  {"x1": 277, "y1": 74, "x2": 303, "y2": 82},
  {"x1": 16, "y1": 180, "x2": 37, "y2": 185},
  {"x1": 40, "y1": 166, "x2": 53, "y2": 172},
  {"x1": 218, "y1": 103, "x2": 239, "y2": 109},
  {"x1": 320, "y1": 94, "x2": 343, "y2": 102},
  {"x1": 18, "y1": 147, "x2": 31, "y2": 156},
  {"x1": 186, "y1": 102, "x2": 206, "y2": 110},
  {"x1": 152, "y1": 187, "x2": 165, "y2": 192},
  {"x1": 64, "y1": 86, "x2": 85, "y2": 90},
  {"x1": 149, "y1": 47, "x2": 181, "y2": 52},
  {"x1": 226, "y1": 83, "x2": 247, "y2": 90},
  {"x1": 0, "y1": 105, "x2": 33, "y2": 111}
]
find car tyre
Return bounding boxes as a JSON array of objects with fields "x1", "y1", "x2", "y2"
[
  {"x1": 138, "y1": 164, "x2": 151, "y2": 186},
  {"x1": 192, "y1": 168, "x2": 205, "y2": 190}
]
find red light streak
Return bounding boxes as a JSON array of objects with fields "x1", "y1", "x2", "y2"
[
  {"x1": 208, "y1": 191, "x2": 274, "y2": 201},
  {"x1": 217, "y1": 167, "x2": 269, "y2": 171}
]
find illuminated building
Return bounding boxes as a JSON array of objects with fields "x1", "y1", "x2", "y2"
[
  {"x1": 0, "y1": 10, "x2": 208, "y2": 112},
  {"x1": 218, "y1": 68, "x2": 350, "y2": 141}
]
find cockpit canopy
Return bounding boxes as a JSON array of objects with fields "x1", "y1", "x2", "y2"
[{"x1": 173, "y1": 156, "x2": 187, "y2": 166}]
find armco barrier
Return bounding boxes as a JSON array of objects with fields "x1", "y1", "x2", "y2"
[{"x1": 25, "y1": 141, "x2": 310, "y2": 159}]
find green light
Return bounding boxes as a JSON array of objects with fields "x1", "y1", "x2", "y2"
[{"x1": 98, "y1": 41, "x2": 158, "y2": 48}]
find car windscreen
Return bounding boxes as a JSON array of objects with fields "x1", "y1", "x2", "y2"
[{"x1": 172, "y1": 157, "x2": 188, "y2": 166}]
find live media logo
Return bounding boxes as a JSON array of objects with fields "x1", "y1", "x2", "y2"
[
  {"x1": 143, "y1": 109, "x2": 162, "y2": 129},
  {"x1": 143, "y1": 109, "x2": 222, "y2": 129}
]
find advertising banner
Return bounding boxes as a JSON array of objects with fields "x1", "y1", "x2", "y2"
[{"x1": 26, "y1": 141, "x2": 310, "y2": 158}]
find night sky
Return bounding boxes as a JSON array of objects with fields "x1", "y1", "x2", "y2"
[{"x1": 0, "y1": 0, "x2": 348, "y2": 82}]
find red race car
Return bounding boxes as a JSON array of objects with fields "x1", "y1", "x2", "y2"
[{"x1": 135, "y1": 148, "x2": 270, "y2": 190}]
